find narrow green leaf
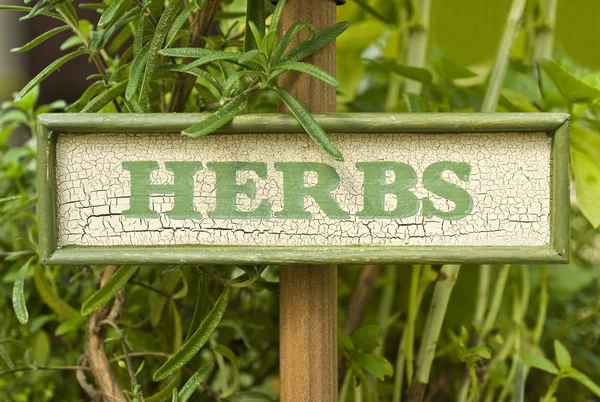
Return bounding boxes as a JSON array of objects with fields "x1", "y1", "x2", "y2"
[
  {"x1": 33, "y1": 265, "x2": 80, "y2": 322},
  {"x1": 0, "y1": 196, "x2": 38, "y2": 227},
  {"x1": 273, "y1": 62, "x2": 339, "y2": 87},
  {"x1": 539, "y1": 59, "x2": 600, "y2": 104},
  {"x1": 270, "y1": 22, "x2": 313, "y2": 66},
  {"x1": 281, "y1": 21, "x2": 348, "y2": 64},
  {"x1": 165, "y1": 3, "x2": 195, "y2": 47},
  {"x1": 247, "y1": 20, "x2": 264, "y2": 52},
  {"x1": 146, "y1": 372, "x2": 182, "y2": 402},
  {"x1": 15, "y1": 49, "x2": 88, "y2": 103},
  {"x1": 153, "y1": 286, "x2": 230, "y2": 381},
  {"x1": 98, "y1": 0, "x2": 127, "y2": 28},
  {"x1": 59, "y1": 35, "x2": 84, "y2": 51},
  {"x1": 269, "y1": 0, "x2": 286, "y2": 34},
  {"x1": 20, "y1": 0, "x2": 51, "y2": 20},
  {"x1": 12, "y1": 257, "x2": 34, "y2": 325},
  {"x1": 81, "y1": 267, "x2": 139, "y2": 315},
  {"x1": 177, "y1": 362, "x2": 214, "y2": 402},
  {"x1": 564, "y1": 367, "x2": 600, "y2": 397},
  {"x1": 554, "y1": 339, "x2": 572, "y2": 368},
  {"x1": 223, "y1": 71, "x2": 264, "y2": 97},
  {"x1": 133, "y1": 15, "x2": 144, "y2": 57},
  {"x1": 81, "y1": 80, "x2": 127, "y2": 113},
  {"x1": 244, "y1": 0, "x2": 265, "y2": 51},
  {"x1": 182, "y1": 94, "x2": 247, "y2": 137},
  {"x1": 0, "y1": 344, "x2": 15, "y2": 370},
  {"x1": 65, "y1": 81, "x2": 105, "y2": 112},
  {"x1": 157, "y1": 64, "x2": 223, "y2": 94},
  {"x1": 352, "y1": 351, "x2": 393, "y2": 381},
  {"x1": 160, "y1": 47, "x2": 240, "y2": 60},
  {"x1": 124, "y1": 97, "x2": 147, "y2": 113},
  {"x1": 434, "y1": 57, "x2": 477, "y2": 81},
  {"x1": 126, "y1": 45, "x2": 150, "y2": 101},
  {"x1": 139, "y1": 0, "x2": 183, "y2": 103},
  {"x1": 523, "y1": 353, "x2": 559, "y2": 374},
  {"x1": 273, "y1": 85, "x2": 343, "y2": 161},
  {"x1": 11, "y1": 25, "x2": 70, "y2": 53},
  {"x1": 385, "y1": 62, "x2": 433, "y2": 84},
  {"x1": 0, "y1": 4, "x2": 61, "y2": 20},
  {"x1": 215, "y1": 344, "x2": 240, "y2": 398},
  {"x1": 571, "y1": 148, "x2": 600, "y2": 228},
  {"x1": 172, "y1": 388, "x2": 179, "y2": 402}
]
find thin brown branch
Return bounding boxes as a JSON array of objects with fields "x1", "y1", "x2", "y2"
[
  {"x1": 86, "y1": 266, "x2": 128, "y2": 402},
  {"x1": 0, "y1": 365, "x2": 91, "y2": 376},
  {"x1": 129, "y1": 280, "x2": 173, "y2": 299},
  {"x1": 99, "y1": 319, "x2": 145, "y2": 402},
  {"x1": 168, "y1": 0, "x2": 221, "y2": 112},
  {"x1": 77, "y1": 354, "x2": 102, "y2": 402}
]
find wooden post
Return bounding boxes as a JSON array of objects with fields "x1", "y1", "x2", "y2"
[{"x1": 278, "y1": 1, "x2": 338, "y2": 401}]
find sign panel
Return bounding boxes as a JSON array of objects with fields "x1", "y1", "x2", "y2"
[{"x1": 38, "y1": 113, "x2": 569, "y2": 265}]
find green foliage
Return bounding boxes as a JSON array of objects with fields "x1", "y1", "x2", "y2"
[{"x1": 2, "y1": 0, "x2": 600, "y2": 401}]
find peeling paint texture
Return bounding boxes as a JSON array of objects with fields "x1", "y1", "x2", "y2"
[{"x1": 55, "y1": 132, "x2": 552, "y2": 248}]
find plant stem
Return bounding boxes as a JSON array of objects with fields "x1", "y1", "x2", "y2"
[
  {"x1": 541, "y1": 374, "x2": 562, "y2": 402},
  {"x1": 340, "y1": 370, "x2": 353, "y2": 402},
  {"x1": 474, "y1": 265, "x2": 491, "y2": 328},
  {"x1": 479, "y1": 264, "x2": 511, "y2": 345},
  {"x1": 375, "y1": 265, "x2": 398, "y2": 357},
  {"x1": 534, "y1": 0, "x2": 558, "y2": 60},
  {"x1": 533, "y1": 266, "x2": 548, "y2": 344},
  {"x1": 409, "y1": 264, "x2": 461, "y2": 402},
  {"x1": 404, "y1": 0, "x2": 431, "y2": 94},
  {"x1": 405, "y1": 265, "x2": 422, "y2": 386},
  {"x1": 480, "y1": 0, "x2": 527, "y2": 112},
  {"x1": 385, "y1": 1, "x2": 409, "y2": 111}
]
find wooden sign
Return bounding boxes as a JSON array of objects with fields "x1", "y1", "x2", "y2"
[{"x1": 37, "y1": 113, "x2": 569, "y2": 265}]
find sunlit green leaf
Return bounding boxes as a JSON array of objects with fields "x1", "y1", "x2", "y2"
[
  {"x1": 554, "y1": 339, "x2": 572, "y2": 368},
  {"x1": 81, "y1": 267, "x2": 139, "y2": 315},
  {"x1": 215, "y1": 344, "x2": 240, "y2": 398},
  {"x1": 81, "y1": 80, "x2": 127, "y2": 113},
  {"x1": 98, "y1": 0, "x2": 127, "y2": 28},
  {"x1": 14, "y1": 49, "x2": 88, "y2": 103},
  {"x1": 273, "y1": 62, "x2": 339, "y2": 87},
  {"x1": 352, "y1": 351, "x2": 393, "y2": 381},
  {"x1": 177, "y1": 362, "x2": 214, "y2": 402},
  {"x1": 539, "y1": 59, "x2": 600, "y2": 104},
  {"x1": 166, "y1": 3, "x2": 195, "y2": 47},
  {"x1": 153, "y1": 286, "x2": 230, "y2": 381},
  {"x1": 12, "y1": 257, "x2": 34, "y2": 325},
  {"x1": 11, "y1": 25, "x2": 70, "y2": 53},
  {"x1": 139, "y1": 0, "x2": 183, "y2": 103},
  {"x1": 126, "y1": 45, "x2": 150, "y2": 101},
  {"x1": 351, "y1": 325, "x2": 380, "y2": 353},
  {"x1": 182, "y1": 94, "x2": 247, "y2": 137},
  {"x1": 282, "y1": 21, "x2": 349, "y2": 64},
  {"x1": 571, "y1": 148, "x2": 600, "y2": 228},
  {"x1": 269, "y1": 0, "x2": 286, "y2": 34},
  {"x1": 273, "y1": 85, "x2": 343, "y2": 161}
]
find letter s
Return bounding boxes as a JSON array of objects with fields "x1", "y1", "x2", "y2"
[{"x1": 421, "y1": 161, "x2": 473, "y2": 220}]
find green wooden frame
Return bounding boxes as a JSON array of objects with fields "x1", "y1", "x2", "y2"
[{"x1": 37, "y1": 113, "x2": 570, "y2": 265}]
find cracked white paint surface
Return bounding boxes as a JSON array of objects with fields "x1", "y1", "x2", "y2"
[{"x1": 55, "y1": 132, "x2": 552, "y2": 247}]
